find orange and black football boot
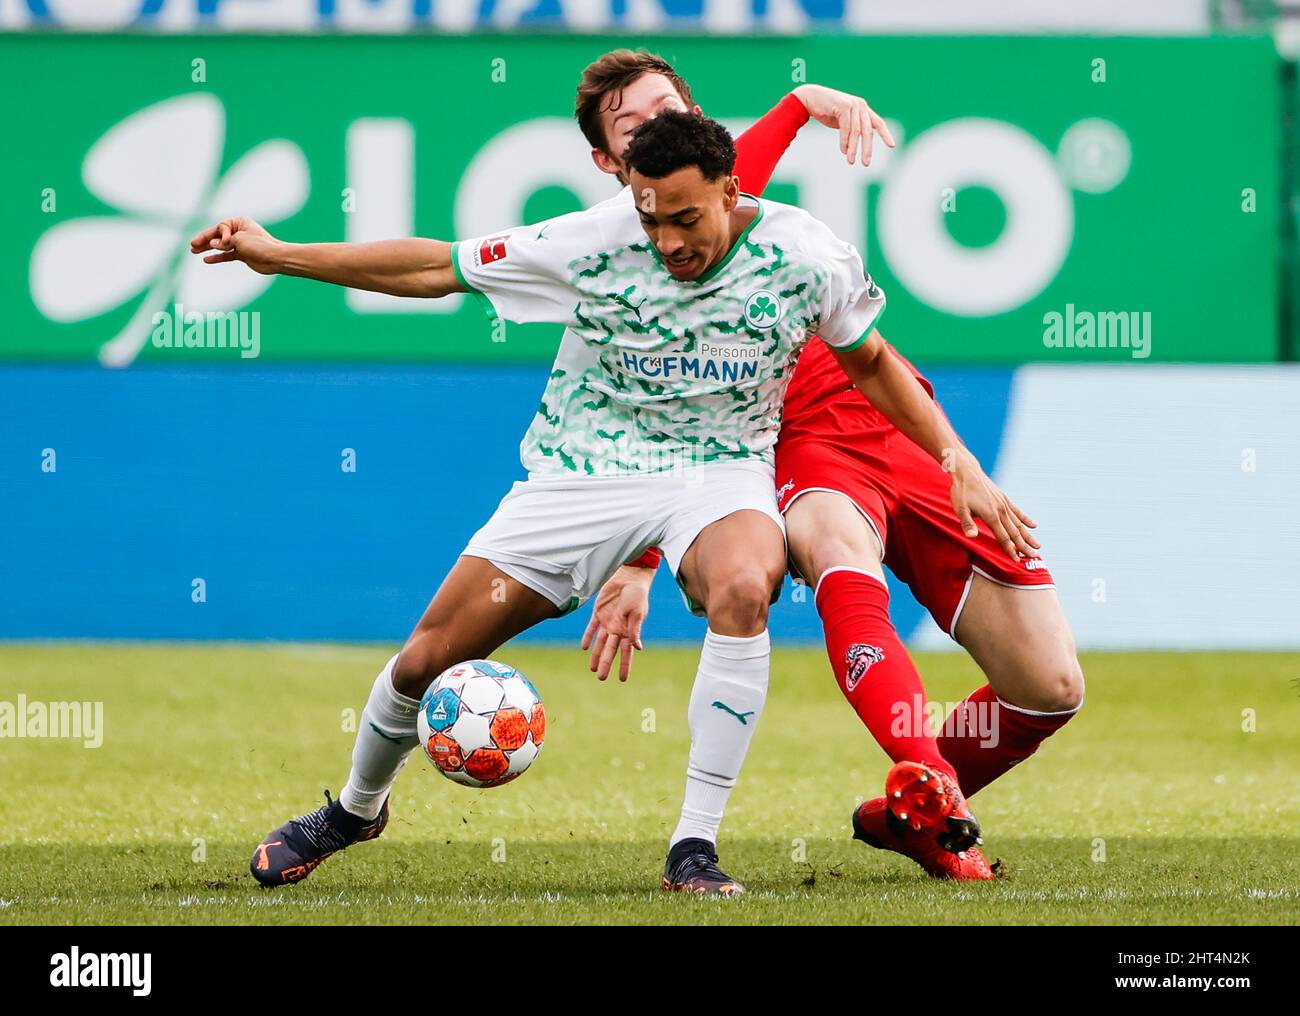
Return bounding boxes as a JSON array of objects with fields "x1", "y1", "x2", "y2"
[
  {"x1": 250, "y1": 790, "x2": 389, "y2": 888},
  {"x1": 661, "y1": 839, "x2": 746, "y2": 896}
]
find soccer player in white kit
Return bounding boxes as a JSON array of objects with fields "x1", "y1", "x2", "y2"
[{"x1": 192, "y1": 111, "x2": 1025, "y2": 894}]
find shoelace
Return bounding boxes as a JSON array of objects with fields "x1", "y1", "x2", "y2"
[
  {"x1": 286, "y1": 790, "x2": 358, "y2": 856},
  {"x1": 673, "y1": 844, "x2": 723, "y2": 878}
]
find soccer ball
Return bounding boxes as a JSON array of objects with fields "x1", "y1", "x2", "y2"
[{"x1": 416, "y1": 659, "x2": 546, "y2": 788}]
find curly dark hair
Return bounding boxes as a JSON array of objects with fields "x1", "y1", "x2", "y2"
[{"x1": 623, "y1": 111, "x2": 736, "y2": 182}]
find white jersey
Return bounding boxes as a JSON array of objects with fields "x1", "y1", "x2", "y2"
[{"x1": 453, "y1": 192, "x2": 884, "y2": 478}]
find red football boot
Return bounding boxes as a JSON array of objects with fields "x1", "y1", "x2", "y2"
[
  {"x1": 882, "y1": 760, "x2": 982, "y2": 854},
  {"x1": 852, "y1": 796, "x2": 995, "y2": 881}
]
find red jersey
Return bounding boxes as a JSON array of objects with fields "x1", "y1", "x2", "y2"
[
  {"x1": 779, "y1": 339, "x2": 934, "y2": 439},
  {"x1": 732, "y1": 96, "x2": 932, "y2": 431}
]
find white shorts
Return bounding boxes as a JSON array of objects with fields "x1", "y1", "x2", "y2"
[{"x1": 463, "y1": 459, "x2": 785, "y2": 614}]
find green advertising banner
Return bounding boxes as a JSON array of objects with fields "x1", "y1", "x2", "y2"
[{"x1": 0, "y1": 33, "x2": 1280, "y2": 364}]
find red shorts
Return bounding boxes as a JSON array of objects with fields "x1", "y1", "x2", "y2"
[{"x1": 775, "y1": 397, "x2": 1054, "y2": 637}]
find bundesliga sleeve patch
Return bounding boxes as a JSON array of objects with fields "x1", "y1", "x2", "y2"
[{"x1": 476, "y1": 235, "x2": 510, "y2": 267}]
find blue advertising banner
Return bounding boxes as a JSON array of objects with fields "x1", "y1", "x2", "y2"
[{"x1": 5, "y1": 363, "x2": 1298, "y2": 649}]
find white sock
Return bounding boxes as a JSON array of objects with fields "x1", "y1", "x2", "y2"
[
  {"x1": 670, "y1": 629, "x2": 770, "y2": 848},
  {"x1": 339, "y1": 655, "x2": 421, "y2": 821}
]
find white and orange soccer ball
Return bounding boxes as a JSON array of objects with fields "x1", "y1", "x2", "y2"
[{"x1": 416, "y1": 660, "x2": 546, "y2": 788}]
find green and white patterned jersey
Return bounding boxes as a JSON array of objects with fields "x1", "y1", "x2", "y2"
[{"x1": 453, "y1": 192, "x2": 884, "y2": 478}]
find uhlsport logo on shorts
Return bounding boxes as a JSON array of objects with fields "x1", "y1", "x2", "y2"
[{"x1": 743, "y1": 290, "x2": 783, "y2": 329}]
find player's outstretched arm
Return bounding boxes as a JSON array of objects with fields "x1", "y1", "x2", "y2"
[
  {"x1": 832, "y1": 331, "x2": 1041, "y2": 562},
  {"x1": 733, "y1": 85, "x2": 895, "y2": 195},
  {"x1": 189, "y1": 216, "x2": 464, "y2": 298}
]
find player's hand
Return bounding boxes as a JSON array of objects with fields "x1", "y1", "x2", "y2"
[
  {"x1": 190, "y1": 216, "x2": 282, "y2": 275},
  {"x1": 946, "y1": 449, "x2": 1041, "y2": 562},
  {"x1": 580, "y1": 565, "x2": 655, "y2": 682},
  {"x1": 792, "y1": 84, "x2": 896, "y2": 167}
]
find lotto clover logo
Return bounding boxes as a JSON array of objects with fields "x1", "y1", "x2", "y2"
[
  {"x1": 743, "y1": 290, "x2": 783, "y2": 329},
  {"x1": 29, "y1": 94, "x2": 308, "y2": 366}
]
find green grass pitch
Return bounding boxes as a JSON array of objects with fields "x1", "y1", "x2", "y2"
[{"x1": 1, "y1": 644, "x2": 1298, "y2": 925}]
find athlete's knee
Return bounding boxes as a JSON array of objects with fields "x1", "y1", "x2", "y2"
[
  {"x1": 807, "y1": 534, "x2": 882, "y2": 587},
  {"x1": 1020, "y1": 650, "x2": 1085, "y2": 713},
  {"x1": 1054, "y1": 653, "x2": 1086, "y2": 713},
  {"x1": 704, "y1": 566, "x2": 779, "y2": 636},
  {"x1": 787, "y1": 510, "x2": 880, "y2": 587}
]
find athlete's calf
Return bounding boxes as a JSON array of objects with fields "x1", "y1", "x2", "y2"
[
  {"x1": 663, "y1": 508, "x2": 784, "y2": 890},
  {"x1": 940, "y1": 575, "x2": 1084, "y2": 796}
]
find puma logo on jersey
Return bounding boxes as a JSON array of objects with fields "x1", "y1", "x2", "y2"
[
  {"x1": 844, "y1": 644, "x2": 885, "y2": 692},
  {"x1": 612, "y1": 292, "x2": 649, "y2": 321}
]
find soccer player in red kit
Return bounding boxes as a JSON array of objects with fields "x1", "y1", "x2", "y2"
[{"x1": 577, "y1": 51, "x2": 1085, "y2": 881}]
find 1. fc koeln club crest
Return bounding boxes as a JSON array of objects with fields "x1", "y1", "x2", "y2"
[{"x1": 844, "y1": 644, "x2": 885, "y2": 692}]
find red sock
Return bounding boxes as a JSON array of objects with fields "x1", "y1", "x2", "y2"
[
  {"x1": 815, "y1": 568, "x2": 956, "y2": 781},
  {"x1": 937, "y1": 683, "x2": 1078, "y2": 797}
]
